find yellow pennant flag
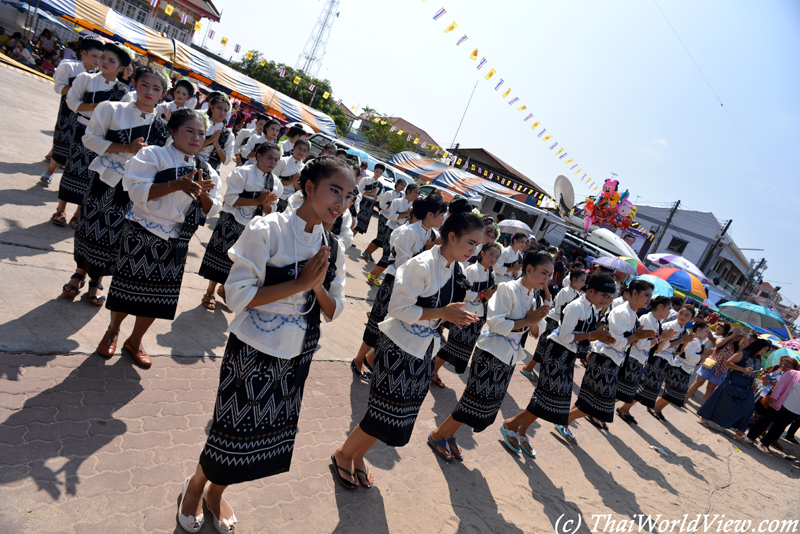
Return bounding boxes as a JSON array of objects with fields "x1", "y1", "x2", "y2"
[
  {"x1": 543, "y1": 135, "x2": 552, "y2": 141},
  {"x1": 471, "y1": 164, "x2": 476, "y2": 170},
  {"x1": 575, "y1": 169, "x2": 582, "y2": 175},
  {"x1": 557, "y1": 148, "x2": 564, "y2": 155},
  {"x1": 518, "y1": 105, "x2": 527, "y2": 111},
  {"x1": 221, "y1": 37, "x2": 228, "y2": 46},
  {"x1": 456, "y1": 158, "x2": 462, "y2": 165},
  {"x1": 194, "y1": 21, "x2": 202, "y2": 32},
  {"x1": 531, "y1": 121, "x2": 540, "y2": 129},
  {"x1": 373, "y1": 117, "x2": 380, "y2": 123},
  {"x1": 323, "y1": 91, "x2": 330, "y2": 99},
  {"x1": 246, "y1": 51, "x2": 253, "y2": 60},
  {"x1": 350, "y1": 105, "x2": 355, "y2": 109},
  {"x1": 565, "y1": 159, "x2": 573, "y2": 164},
  {"x1": 470, "y1": 48, "x2": 478, "y2": 60},
  {"x1": 380, "y1": 120, "x2": 386, "y2": 124},
  {"x1": 484, "y1": 68, "x2": 496, "y2": 81},
  {"x1": 414, "y1": 138, "x2": 420, "y2": 145},
  {"x1": 502, "y1": 88, "x2": 511, "y2": 99},
  {"x1": 444, "y1": 22, "x2": 458, "y2": 33},
  {"x1": 164, "y1": 4, "x2": 174, "y2": 15},
  {"x1": 484, "y1": 170, "x2": 488, "y2": 177},
  {"x1": 397, "y1": 129, "x2": 403, "y2": 135},
  {"x1": 259, "y1": 59, "x2": 266, "y2": 67},
  {"x1": 293, "y1": 76, "x2": 301, "y2": 84}
]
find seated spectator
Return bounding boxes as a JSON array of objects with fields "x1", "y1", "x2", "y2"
[
  {"x1": 11, "y1": 40, "x2": 36, "y2": 68},
  {"x1": 39, "y1": 53, "x2": 56, "y2": 76},
  {"x1": 0, "y1": 26, "x2": 10, "y2": 49}
]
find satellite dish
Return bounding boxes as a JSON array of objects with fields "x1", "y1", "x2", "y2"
[{"x1": 553, "y1": 175, "x2": 575, "y2": 217}]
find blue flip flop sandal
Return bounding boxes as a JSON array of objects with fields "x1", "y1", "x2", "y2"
[
  {"x1": 555, "y1": 424, "x2": 578, "y2": 445},
  {"x1": 427, "y1": 434, "x2": 453, "y2": 462},
  {"x1": 520, "y1": 369, "x2": 538, "y2": 381},
  {"x1": 499, "y1": 424, "x2": 522, "y2": 454},
  {"x1": 517, "y1": 435, "x2": 537, "y2": 457},
  {"x1": 445, "y1": 437, "x2": 463, "y2": 461}
]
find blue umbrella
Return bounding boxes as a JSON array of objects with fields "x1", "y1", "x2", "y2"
[
  {"x1": 718, "y1": 302, "x2": 786, "y2": 330},
  {"x1": 764, "y1": 347, "x2": 800, "y2": 369},
  {"x1": 636, "y1": 274, "x2": 674, "y2": 297},
  {"x1": 591, "y1": 256, "x2": 637, "y2": 277}
]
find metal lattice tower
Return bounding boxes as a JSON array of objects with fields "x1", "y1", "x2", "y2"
[{"x1": 295, "y1": 0, "x2": 340, "y2": 77}]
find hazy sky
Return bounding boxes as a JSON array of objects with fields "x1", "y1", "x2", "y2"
[{"x1": 196, "y1": 0, "x2": 799, "y2": 316}]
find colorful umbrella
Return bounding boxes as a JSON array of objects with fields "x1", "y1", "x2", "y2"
[
  {"x1": 759, "y1": 333, "x2": 781, "y2": 343},
  {"x1": 591, "y1": 256, "x2": 637, "y2": 277},
  {"x1": 635, "y1": 274, "x2": 674, "y2": 297},
  {"x1": 782, "y1": 339, "x2": 800, "y2": 351},
  {"x1": 763, "y1": 347, "x2": 800, "y2": 369},
  {"x1": 718, "y1": 302, "x2": 786, "y2": 330},
  {"x1": 649, "y1": 268, "x2": 707, "y2": 300},
  {"x1": 620, "y1": 257, "x2": 649, "y2": 275},
  {"x1": 646, "y1": 254, "x2": 708, "y2": 283}
]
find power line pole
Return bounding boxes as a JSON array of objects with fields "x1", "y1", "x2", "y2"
[
  {"x1": 651, "y1": 200, "x2": 680, "y2": 253},
  {"x1": 296, "y1": 0, "x2": 340, "y2": 77},
  {"x1": 698, "y1": 219, "x2": 732, "y2": 272},
  {"x1": 450, "y1": 79, "x2": 478, "y2": 148}
]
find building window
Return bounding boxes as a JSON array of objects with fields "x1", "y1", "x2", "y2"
[{"x1": 666, "y1": 237, "x2": 689, "y2": 254}]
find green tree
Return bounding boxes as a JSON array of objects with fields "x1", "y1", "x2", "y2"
[
  {"x1": 229, "y1": 52, "x2": 350, "y2": 135},
  {"x1": 360, "y1": 107, "x2": 421, "y2": 154}
]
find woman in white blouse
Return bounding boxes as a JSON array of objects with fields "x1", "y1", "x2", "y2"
[
  {"x1": 351, "y1": 192, "x2": 445, "y2": 380},
  {"x1": 67, "y1": 67, "x2": 171, "y2": 306},
  {"x1": 428, "y1": 250, "x2": 553, "y2": 461},
  {"x1": 556, "y1": 279, "x2": 658, "y2": 440},
  {"x1": 179, "y1": 156, "x2": 353, "y2": 534},
  {"x1": 367, "y1": 183, "x2": 420, "y2": 286},
  {"x1": 240, "y1": 117, "x2": 281, "y2": 162},
  {"x1": 360, "y1": 178, "x2": 406, "y2": 262},
  {"x1": 40, "y1": 37, "x2": 102, "y2": 185},
  {"x1": 98, "y1": 109, "x2": 222, "y2": 368},
  {"x1": 157, "y1": 79, "x2": 197, "y2": 122},
  {"x1": 54, "y1": 42, "x2": 133, "y2": 228},
  {"x1": 615, "y1": 295, "x2": 674, "y2": 424},
  {"x1": 501, "y1": 273, "x2": 617, "y2": 457},
  {"x1": 197, "y1": 92, "x2": 233, "y2": 173},
  {"x1": 652, "y1": 320, "x2": 713, "y2": 419},
  {"x1": 198, "y1": 142, "x2": 283, "y2": 310},
  {"x1": 431, "y1": 242, "x2": 501, "y2": 388},
  {"x1": 334, "y1": 200, "x2": 484, "y2": 489}
]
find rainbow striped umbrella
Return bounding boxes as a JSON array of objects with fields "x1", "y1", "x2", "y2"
[
  {"x1": 620, "y1": 257, "x2": 649, "y2": 275},
  {"x1": 591, "y1": 256, "x2": 637, "y2": 277},
  {"x1": 650, "y1": 268, "x2": 707, "y2": 300}
]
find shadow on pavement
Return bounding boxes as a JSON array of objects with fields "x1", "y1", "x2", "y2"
[
  {"x1": 331, "y1": 485, "x2": 389, "y2": 534},
  {"x1": 0, "y1": 356, "x2": 142, "y2": 499},
  {"x1": 158, "y1": 304, "x2": 229, "y2": 361},
  {"x1": 0, "y1": 297, "x2": 99, "y2": 379}
]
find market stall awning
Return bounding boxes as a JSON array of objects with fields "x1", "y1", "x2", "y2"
[
  {"x1": 33, "y1": 0, "x2": 176, "y2": 62},
  {"x1": 170, "y1": 41, "x2": 336, "y2": 136},
  {"x1": 30, "y1": 0, "x2": 337, "y2": 137},
  {"x1": 388, "y1": 152, "x2": 526, "y2": 202}
]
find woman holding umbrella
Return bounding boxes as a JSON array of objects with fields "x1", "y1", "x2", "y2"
[{"x1": 698, "y1": 338, "x2": 773, "y2": 439}]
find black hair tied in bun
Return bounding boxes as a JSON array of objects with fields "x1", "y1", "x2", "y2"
[{"x1": 448, "y1": 197, "x2": 472, "y2": 215}]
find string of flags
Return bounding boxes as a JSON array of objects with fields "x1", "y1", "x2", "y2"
[{"x1": 430, "y1": 3, "x2": 598, "y2": 201}]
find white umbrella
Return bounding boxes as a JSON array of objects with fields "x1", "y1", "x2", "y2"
[
  {"x1": 646, "y1": 253, "x2": 708, "y2": 283},
  {"x1": 497, "y1": 220, "x2": 533, "y2": 234}
]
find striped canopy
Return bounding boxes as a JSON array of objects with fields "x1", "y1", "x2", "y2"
[
  {"x1": 34, "y1": 0, "x2": 337, "y2": 136},
  {"x1": 34, "y1": 0, "x2": 176, "y2": 62},
  {"x1": 387, "y1": 152, "x2": 527, "y2": 202}
]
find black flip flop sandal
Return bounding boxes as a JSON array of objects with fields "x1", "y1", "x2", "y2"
[
  {"x1": 88, "y1": 281, "x2": 105, "y2": 306},
  {"x1": 62, "y1": 272, "x2": 86, "y2": 298},
  {"x1": 330, "y1": 454, "x2": 357, "y2": 489},
  {"x1": 354, "y1": 467, "x2": 373, "y2": 489},
  {"x1": 350, "y1": 359, "x2": 369, "y2": 381},
  {"x1": 587, "y1": 416, "x2": 608, "y2": 430},
  {"x1": 616, "y1": 408, "x2": 637, "y2": 425}
]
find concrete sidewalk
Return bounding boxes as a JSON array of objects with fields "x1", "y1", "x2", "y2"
[{"x1": 1, "y1": 65, "x2": 799, "y2": 534}]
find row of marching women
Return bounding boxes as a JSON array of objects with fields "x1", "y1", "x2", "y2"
[{"x1": 34, "y1": 43, "x2": 779, "y2": 533}]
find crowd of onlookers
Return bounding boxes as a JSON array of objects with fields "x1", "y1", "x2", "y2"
[{"x1": 0, "y1": 26, "x2": 75, "y2": 75}]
